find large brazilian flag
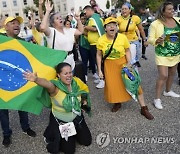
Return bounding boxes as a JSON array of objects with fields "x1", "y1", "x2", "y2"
[{"x1": 0, "y1": 35, "x2": 67, "y2": 115}]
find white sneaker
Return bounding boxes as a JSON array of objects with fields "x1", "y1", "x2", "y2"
[
  {"x1": 163, "y1": 91, "x2": 180, "y2": 98},
  {"x1": 94, "y1": 78, "x2": 100, "y2": 84},
  {"x1": 93, "y1": 73, "x2": 99, "y2": 79},
  {"x1": 96, "y1": 80, "x2": 105, "y2": 89},
  {"x1": 44, "y1": 137, "x2": 49, "y2": 144},
  {"x1": 154, "y1": 99, "x2": 163, "y2": 109}
]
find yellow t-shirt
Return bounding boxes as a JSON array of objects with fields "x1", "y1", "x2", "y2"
[
  {"x1": 32, "y1": 28, "x2": 45, "y2": 46},
  {"x1": 117, "y1": 15, "x2": 141, "y2": 41},
  {"x1": 0, "y1": 28, "x2": 6, "y2": 34},
  {"x1": 97, "y1": 33, "x2": 130, "y2": 59},
  {"x1": 87, "y1": 18, "x2": 104, "y2": 45},
  {"x1": 51, "y1": 77, "x2": 89, "y2": 122}
]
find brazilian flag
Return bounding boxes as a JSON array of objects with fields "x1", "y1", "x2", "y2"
[{"x1": 0, "y1": 35, "x2": 67, "y2": 115}]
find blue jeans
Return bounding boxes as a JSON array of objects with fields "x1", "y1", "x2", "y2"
[
  {"x1": 131, "y1": 40, "x2": 141, "y2": 62},
  {"x1": 0, "y1": 110, "x2": 30, "y2": 137},
  {"x1": 79, "y1": 46, "x2": 90, "y2": 76}
]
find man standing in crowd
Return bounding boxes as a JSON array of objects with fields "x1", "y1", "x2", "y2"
[
  {"x1": 139, "y1": 7, "x2": 153, "y2": 60},
  {"x1": 0, "y1": 16, "x2": 36, "y2": 147},
  {"x1": 83, "y1": 5, "x2": 105, "y2": 89}
]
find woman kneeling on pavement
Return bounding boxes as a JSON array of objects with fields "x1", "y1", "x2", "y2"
[
  {"x1": 96, "y1": 17, "x2": 154, "y2": 120},
  {"x1": 23, "y1": 62, "x2": 92, "y2": 154}
]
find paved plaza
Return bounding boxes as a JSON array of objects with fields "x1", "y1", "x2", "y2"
[{"x1": 0, "y1": 45, "x2": 179, "y2": 154}]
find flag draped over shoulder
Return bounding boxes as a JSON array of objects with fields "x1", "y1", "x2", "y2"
[
  {"x1": 90, "y1": 13, "x2": 105, "y2": 36},
  {"x1": 0, "y1": 35, "x2": 67, "y2": 115}
]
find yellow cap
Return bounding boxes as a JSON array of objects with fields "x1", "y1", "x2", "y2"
[
  {"x1": 4, "y1": 16, "x2": 23, "y2": 26},
  {"x1": 104, "y1": 17, "x2": 117, "y2": 25}
]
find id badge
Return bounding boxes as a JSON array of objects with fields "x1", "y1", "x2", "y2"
[{"x1": 59, "y1": 122, "x2": 77, "y2": 141}]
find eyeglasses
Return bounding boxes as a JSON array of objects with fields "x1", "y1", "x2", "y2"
[{"x1": 106, "y1": 23, "x2": 117, "y2": 27}]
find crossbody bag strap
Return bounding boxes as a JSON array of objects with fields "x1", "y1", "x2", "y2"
[
  {"x1": 125, "y1": 15, "x2": 132, "y2": 32},
  {"x1": 52, "y1": 29, "x2": 56, "y2": 49},
  {"x1": 102, "y1": 32, "x2": 118, "y2": 62}
]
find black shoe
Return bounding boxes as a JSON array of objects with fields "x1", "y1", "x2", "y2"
[
  {"x1": 136, "y1": 61, "x2": 141, "y2": 67},
  {"x1": 142, "y1": 55, "x2": 148, "y2": 60},
  {"x1": 2, "y1": 136, "x2": 11, "y2": 147},
  {"x1": 23, "y1": 128, "x2": 36, "y2": 137}
]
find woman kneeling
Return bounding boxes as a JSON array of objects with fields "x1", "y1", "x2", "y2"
[{"x1": 24, "y1": 62, "x2": 92, "y2": 154}]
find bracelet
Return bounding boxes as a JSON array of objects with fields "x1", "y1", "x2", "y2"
[{"x1": 143, "y1": 38, "x2": 147, "y2": 41}]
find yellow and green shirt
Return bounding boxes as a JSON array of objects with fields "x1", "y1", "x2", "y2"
[
  {"x1": 87, "y1": 18, "x2": 104, "y2": 45},
  {"x1": 51, "y1": 77, "x2": 89, "y2": 122}
]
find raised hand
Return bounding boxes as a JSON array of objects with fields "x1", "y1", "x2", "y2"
[
  {"x1": 23, "y1": 70, "x2": 38, "y2": 82},
  {"x1": 74, "y1": 14, "x2": 80, "y2": 21},
  {"x1": 45, "y1": 0, "x2": 53, "y2": 13},
  {"x1": 39, "y1": 0, "x2": 44, "y2": 5}
]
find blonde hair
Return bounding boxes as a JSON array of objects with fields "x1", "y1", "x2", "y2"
[{"x1": 156, "y1": 1, "x2": 174, "y2": 21}]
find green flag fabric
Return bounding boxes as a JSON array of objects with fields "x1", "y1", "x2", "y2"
[
  {"x1": 0, "y1": 35, "x2": 67, "y2": 115},
  {"x1": 90, "y1": 13, "x2": 105, "y2": 36},
  {"x1": 121, "y1": 67, "x2": 141, "y2": 102}
]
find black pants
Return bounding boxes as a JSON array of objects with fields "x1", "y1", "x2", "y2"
[
  {"x1": 44, "y1": 112, "x2": 92, "y2": 154},
  {"x1": 89, "y1": 45, "x2": 97, "y2": 74},
  {"x1": 141, "y1": 29, "x2": 148, "y2": 55},
  {"x1": 178, "y1": 63, "x2": 180, "y2": 78}
]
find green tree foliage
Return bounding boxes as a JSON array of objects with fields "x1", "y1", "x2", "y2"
[
  {"x1": 106, "y1": 0, "x2": 110, "y2": 9},
  {"x1": 115, "y1": 0, "x2": 179, "y2": 13},
  {"x1": 147, "y1": 0, "x2": 164, "y2": 13},
  {"x1": 23, "y1": 6, "x2": 37, "y2": 15},
  {"x1": 33, "y1": 0, "x2": 54, "y2": 12}
]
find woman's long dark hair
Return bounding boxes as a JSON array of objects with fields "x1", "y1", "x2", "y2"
[{"x1": 156, "y1": 1, "x2": 174, "y2": 21}]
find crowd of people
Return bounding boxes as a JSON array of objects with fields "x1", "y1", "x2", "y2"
[{"x1": 0, "y1": 0, "x2": 179, "y2": 153}]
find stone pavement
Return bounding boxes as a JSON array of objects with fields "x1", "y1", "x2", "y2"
[{"x1": 0, "y1": 45, "x2": 179, "y2": 154}]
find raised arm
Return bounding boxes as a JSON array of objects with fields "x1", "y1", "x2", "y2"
[
  {"x1": 23, "y1": 71, "x2": 56, "y2": 95},
  {"x1": 40, "y1": 0, "x2": 53, "y2": 36},
  {"x1": 28, "y1": 13, "x2": 35, "y2": 30},
  {"x1": 38, "y1": 0, "x2": 44, "y2": 21},
  {"x1": 74, "y1": 14, "x2": 84, "y2": 35}
]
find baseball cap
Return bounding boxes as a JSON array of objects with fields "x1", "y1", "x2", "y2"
[
  {"x1": 4, "y1": 16, "x2": 23, "y2": 26},
  {"x1": 104, "y1": 17, "x2": 117, "y2": 26}
]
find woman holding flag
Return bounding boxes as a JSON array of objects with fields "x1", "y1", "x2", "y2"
[
  {"x1": 23, "y1": 62, "x2": 92, "y2": 154},
  {"x1": 96, "y1": 17, "x2": 154, "y2": 120}
]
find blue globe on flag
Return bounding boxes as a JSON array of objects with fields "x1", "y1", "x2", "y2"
[{"x1": 0, "y1": 50, "x2": 33, "y2": 91}]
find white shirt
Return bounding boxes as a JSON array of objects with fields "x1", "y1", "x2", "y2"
[
  {"x1": 46, "y1": 27, "x2": 76, "y2": 70},
  {"x1": 46, "y1": 27, "x2": 76, "y2": 51}
]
